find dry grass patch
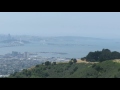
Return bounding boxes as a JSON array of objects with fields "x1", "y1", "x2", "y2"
[
  {"x1": 77, "y1": 59, "x2": 98, "y2": 64},
  {"x1": 113, "y1": 59, "x2": 120, "y2": 63}
]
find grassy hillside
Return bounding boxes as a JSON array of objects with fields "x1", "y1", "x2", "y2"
[{"x1": 9, "y1": 60, "x2": 120, "y2": 78}]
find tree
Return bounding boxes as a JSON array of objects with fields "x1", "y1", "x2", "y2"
[
  {"x1": 85, "y1": 52, "x2": 96, "y2": 62},
  {"x1": 81, "y1": 57, "x2": 85, "y2": 60},
  {"x1": 72, "y1": 59, "x2": 77, "y2": 63},
  {"x1": 36, "y1": 65, "x2": 39, "y2": 67},
  {"x1": 82, "y1": 49, "x2": 120, "y2": 62},
  {"x1": 45, "y1": 61, "x2": 51, "y2": 66},
  {"x1": 73, "y1": 66, "x2": 78, "y2": 72},
  {"x1": 53, "y1": 62, "x2": 56, "y2": 65},
  {"x1": 94, "y1": 65, "x2": 103, "y2": 72},
  {"x1": 69, "y1": 60, "x2": 73, "y2": 65}
]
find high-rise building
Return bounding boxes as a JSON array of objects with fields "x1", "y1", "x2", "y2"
[
  {"x1": 24, "y1": 52, "x2": 29, "y2": 59},
  {"x1": 12, "y1": 51, "x2": 18, "y2": 57},
  {"x1": 8, "y1": 34, "x2": 11, "y2": 40}
]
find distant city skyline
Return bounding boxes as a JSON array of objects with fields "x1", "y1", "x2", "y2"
[{"x1": 0, "y1": 12, "x2": 120, "y2": 39}]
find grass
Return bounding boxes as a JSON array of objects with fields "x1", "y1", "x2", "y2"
[{"x1": 9, "y1": 59, "x2": 120, "y2": 78}]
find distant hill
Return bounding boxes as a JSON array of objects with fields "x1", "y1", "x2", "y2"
[
  {"x1": 8, "y1": 59, "x2": 120, "y2": 78},
  {"x1": 0, "y1": 39, "x2": 30, "y2": 44}
]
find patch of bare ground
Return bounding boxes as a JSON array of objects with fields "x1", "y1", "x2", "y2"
[
  {"x1": 76, "y1": 59, "x2": 98, "y2": 64},
  {"x1": 112, "y1": 59, "x2": 120, "y2": 63},
  {"x1": 27, "y1": 66, "x2": 35, "y2": 70},
  {"x1": 57, "y1": 59, "x2": 98, "y2": 64}
]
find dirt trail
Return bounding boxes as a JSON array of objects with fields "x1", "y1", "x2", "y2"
[{"x1": 76, "y1": 59, "x2": 98, "y2": 64}]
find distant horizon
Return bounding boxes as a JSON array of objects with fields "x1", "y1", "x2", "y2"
[
  {"x1": 0, "y1": 33, "x2": 119, "y2": 40},
  {"x1": 1, "y1": 12, "x2": 120, "y2": 39}
]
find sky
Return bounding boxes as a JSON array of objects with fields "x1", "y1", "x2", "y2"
[{"x1": 0, "y1": 12, "x2": 120, "y2": 39}]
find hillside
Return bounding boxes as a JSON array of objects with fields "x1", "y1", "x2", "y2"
[{"x1": 9, "y1": 59, "x2": 120, "y2": 78}]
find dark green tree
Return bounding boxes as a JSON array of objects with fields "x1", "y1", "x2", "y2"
[
  {"x1": 36, "y1": 65, "x2": 39, "y2": 68},
  {"x1": 45, "y1": 61, "x2": 51, "y2": 66},
  {"x1": 72, "y1": 59, "x2": 77, "y2": 63},
  {"x1": 73, "y1": 66, "x2": 78, "y2": 72},
  {"x1": 53, "y1": 62, "x2": 56, "y2": 65},
  {"x1": 69, "y1": 60, "x2": 73, "y2": 65},
  {"x1": 82, "y1": 49, "x2": 120, "y2": 62}
]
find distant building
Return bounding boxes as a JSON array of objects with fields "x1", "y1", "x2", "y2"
[
  {"x1": 8, "y1": 34, "x2": 12, "y2": 40},
  {"x1": 17, "y1": 52, "x2": 24, "y2": 58},
  {"x1": 24, "y1": 52, "x2": 29, "y2": 59},
  {"x1": 12, "y1": 51, "x2": 18, "y2": 57}
]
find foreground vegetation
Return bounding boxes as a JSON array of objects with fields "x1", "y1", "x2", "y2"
[
  {"x1": 9, "y1": 49, "x2": 120, "y2": 78},
  {"x1": 9, "y1": 59, "x2": 120, "y2": 78}
]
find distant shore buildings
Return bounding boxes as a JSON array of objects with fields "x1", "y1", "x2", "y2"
[
  {"x1": 8, "y1": 34, "x2": 11, "y2": 40},
  {"x1": 11, "y1": 51, "x2": 29, "y2": 59},
  {"x1": 24, "y1": 52, "x2": 29, "y2": 59},
  {"x1": 12, "y1": 51, "x2": 18, "y2": 57}
]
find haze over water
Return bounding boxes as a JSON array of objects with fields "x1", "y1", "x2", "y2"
[
  {"x1": 0, "y1": 36, "x2": 120, "y2": 58},
  {"x1": 0, "y1": 12, "x2": 120, "y2": 58}
]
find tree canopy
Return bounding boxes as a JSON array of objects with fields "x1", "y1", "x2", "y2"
[{"x1": 82, "y1": 49, "x2": 120, "y2": 62}]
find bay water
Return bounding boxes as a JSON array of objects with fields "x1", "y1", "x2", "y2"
[{"x1": 0, "y1": 37, "x2": 120, "y2": 58}]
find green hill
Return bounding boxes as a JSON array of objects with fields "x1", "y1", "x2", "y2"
[{"x1": 9, "y1": 60, "x2": 120, "y2": 78}]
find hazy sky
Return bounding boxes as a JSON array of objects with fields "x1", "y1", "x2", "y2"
[{"x1": 0, "y1": 12, "x2": 120, "y2": 39}]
